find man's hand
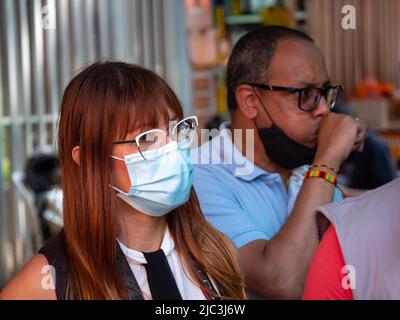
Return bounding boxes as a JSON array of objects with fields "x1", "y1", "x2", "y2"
[{"x1": 314, "y1": 113, "x2": 367, "y2": 170}]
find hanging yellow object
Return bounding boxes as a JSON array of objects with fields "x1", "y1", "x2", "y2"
[
  {"x1": 216, "y1": 72, "x2": 228, "y2": 115},
  {"x1": 231, "y1": 0, "x2": 241, "y2": 15},
  {"x1": 260, "y1": 5, "x2": 295, "y2": 27},
  {"x1": 214, "y1": 5, "x2": 226, "y2": 39}
]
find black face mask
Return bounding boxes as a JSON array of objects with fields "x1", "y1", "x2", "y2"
[{"x1": 257, "y1": 124, "x2": 317, "y2": 170}]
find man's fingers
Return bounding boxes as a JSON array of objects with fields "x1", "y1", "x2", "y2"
[
  {"x1": 355, "y1": 141, "x2": 364, "y2": 152},
  {"x1": 353, "y1": 122, "x2": 366, "y2": 152},
  {"x1": 355, "y1": 131, "x2": 365, "y2": 143},
  {"x1": 354, "y1": 119, "x2": 367, "y2": 143},
  {"x1": 354, "y1": 119, "x2": 366, "y2": 133}
]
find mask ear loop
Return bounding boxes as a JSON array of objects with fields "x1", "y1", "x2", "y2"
[
  {"x1": 252, "y1": 87, "x2": 276, "y2": 129},
  {"x1": 109, "y1": 155, "x2": 131, "y2": 195},
  {"x1": 110, "y1": 155, "x2": 124, "y2": 161}
]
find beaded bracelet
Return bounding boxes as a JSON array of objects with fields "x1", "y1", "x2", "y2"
[
  {"x1": 310, "y1": 164, "x2": 339, "y2": 174},
  {"x1": 304, "y1": 168, "x2": 337, "y2": 186}
]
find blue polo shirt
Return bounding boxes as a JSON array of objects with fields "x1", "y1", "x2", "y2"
[{"x1": 191, "y1": 122, "x2": 343, "y2": 248}]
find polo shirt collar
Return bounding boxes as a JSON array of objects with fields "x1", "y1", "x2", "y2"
[
  {"x1": 217, "y1": 122, "x2": 278, "y2": 182},
  {"x1": 217, "y1": 122, "x2": 309, "y2": 182}
]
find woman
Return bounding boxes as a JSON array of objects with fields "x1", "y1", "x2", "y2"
[{"x1": 1, "y1": 62, "x2": 245, "y2": 300}]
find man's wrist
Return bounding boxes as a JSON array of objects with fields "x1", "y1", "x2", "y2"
[
  {"x1": 313, "y1": 153, "x2": 342, "y2": 173},
  {"x1": 304, "y1": 168, "x2": 337, "y2": 186}
]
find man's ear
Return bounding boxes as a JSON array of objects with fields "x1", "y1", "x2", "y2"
[
  {"x1": 72, "y1": 146, "x2": 80, "y2": 165},
  {"x1": 235, "y1": 84, "x2": 260, "y2": 119}
]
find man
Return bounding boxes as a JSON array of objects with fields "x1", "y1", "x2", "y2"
[{"x1": 191, "y1": 26, "x2": 367, "y2": 299}]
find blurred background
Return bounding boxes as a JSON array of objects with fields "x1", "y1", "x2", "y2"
[{"x1": 1, "y1": 0, "x2": 400, "y2": 289}]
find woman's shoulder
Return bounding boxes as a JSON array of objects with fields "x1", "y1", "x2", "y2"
[
  {"x1": 0, "y1": 232, "x2": 67, "y2": 300},
  {"x1": 0, "y1": 253, "x2": 57, "y2": 300},
  {"x1": 38, "y1": 231, "x2": 69, "y2": 268}
]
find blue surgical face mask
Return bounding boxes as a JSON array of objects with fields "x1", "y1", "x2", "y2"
[{"x1": 110, "y1": 141, "x2": 193, "y2": 217}]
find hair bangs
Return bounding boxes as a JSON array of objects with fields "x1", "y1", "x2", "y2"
[{"x1": 113, "y1": 68, "x2": 182, "y2": 141}]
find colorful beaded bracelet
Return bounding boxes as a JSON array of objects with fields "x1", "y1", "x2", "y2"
[{"x1": 304, "y1": 168, "x2": 337, "y2": 186}]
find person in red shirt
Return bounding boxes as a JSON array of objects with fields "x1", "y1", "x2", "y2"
[{"x1": 303, "y1": 224, "x2": 354, "y2": 300}]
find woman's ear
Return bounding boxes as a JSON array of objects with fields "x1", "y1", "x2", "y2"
[
  {"x1": 72, "y1": 146, "x2": 80, "y2": 165},
  {"x1": 235, "y1": 84, "x2": 260, "y2": 119}
]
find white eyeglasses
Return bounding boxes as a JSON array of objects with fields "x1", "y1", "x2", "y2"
[{"x1": 113, "y1": 116, "x2": 198, "y2": 161}]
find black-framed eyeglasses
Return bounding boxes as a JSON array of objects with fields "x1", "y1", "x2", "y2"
[
  {"x1": 112, "y1": 116, "x2": 198, "y2": 161},
  {"x1": 249, "y1": 83, "x2": 343, "y2": 111}
]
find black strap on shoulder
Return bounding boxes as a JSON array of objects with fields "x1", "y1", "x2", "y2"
[
  {"x1": 116, "y1": 243, "x2": 144, "y2": 300},
  {"x1": 38, "y1": 231, "x2": 69, "y2": 300},
  {"x1": 38, "y1": 231, "x2": 144, "y2": 300}
]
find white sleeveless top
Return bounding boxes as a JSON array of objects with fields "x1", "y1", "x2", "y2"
[{"x1": 117, "y1": 227, "x2": 207, "y2": 300}]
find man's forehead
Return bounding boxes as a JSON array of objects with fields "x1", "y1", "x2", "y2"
[{"x1": 267, "y1": 39, "x2": 329, "y2": 86}]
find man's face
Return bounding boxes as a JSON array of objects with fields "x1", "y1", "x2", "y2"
[{"x1": 255, "y1": 39, "x2": 331, "y2": 148}]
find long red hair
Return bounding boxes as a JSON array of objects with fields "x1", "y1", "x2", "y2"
[{"x1": 57, "y1": 62, "x2": 245, "y2": 299}]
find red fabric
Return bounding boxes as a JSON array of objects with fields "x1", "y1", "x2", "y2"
[{"x1": 303, "y1": 225, "x2": 354, "y2": 300}]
